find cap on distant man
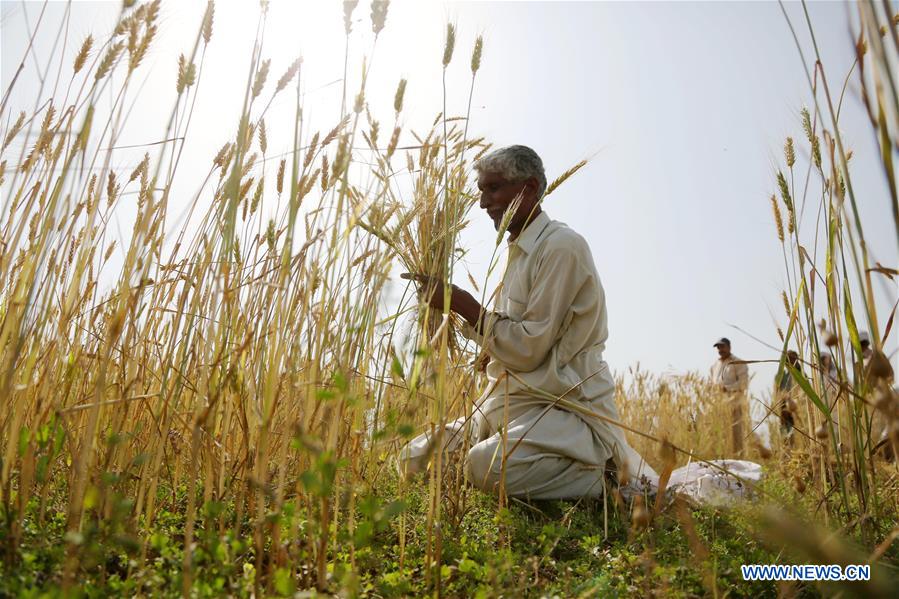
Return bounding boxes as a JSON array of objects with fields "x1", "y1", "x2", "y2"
[{"x1": 713, "y1": 337, "x2": 731, "y2": 348}]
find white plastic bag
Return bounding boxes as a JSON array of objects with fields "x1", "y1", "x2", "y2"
[{"x1": 666, "y1": 459, "x2": 764, "y2": 506}]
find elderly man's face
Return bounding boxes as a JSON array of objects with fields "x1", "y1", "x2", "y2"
[
  {"x1": 477, "y1": 170, "x2": 539, "y2": 235},
  {"x1": 715, "y1": 343, "x2": 731, "y2": 359}
]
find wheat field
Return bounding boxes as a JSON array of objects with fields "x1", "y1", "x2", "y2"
[{"x1": 1, "y1": 1, "x2": 897, "y2": 597}]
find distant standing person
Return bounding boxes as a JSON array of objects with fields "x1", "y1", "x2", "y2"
[{"x1": 710, "y1": 337, "x2": 750, "y2": 457}]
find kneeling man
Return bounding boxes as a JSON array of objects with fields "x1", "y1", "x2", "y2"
[{"x1": 397, "y1": 145, "x2": 655, "y2": 500}]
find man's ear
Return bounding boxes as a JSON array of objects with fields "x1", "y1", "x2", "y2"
[{"x1": 523, "y1": 176, "x2": 539, "y2": 199}]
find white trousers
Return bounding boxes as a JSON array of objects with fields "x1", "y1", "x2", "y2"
[{"x1": 397, "y1": 406, "x2": 613, "y2": 500}]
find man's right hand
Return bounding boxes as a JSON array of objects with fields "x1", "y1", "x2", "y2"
[{"x1": 401, "y1": 272, "x2": 485, "y2": 332}]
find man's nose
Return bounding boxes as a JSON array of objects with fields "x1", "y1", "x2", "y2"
[{"x1": 479, "y1": 192, "x2": 490, "y2": 209}]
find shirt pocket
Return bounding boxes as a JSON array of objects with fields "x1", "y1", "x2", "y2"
[{"x1": 505, "y1": 296, "x2": 527, "y2": 320}]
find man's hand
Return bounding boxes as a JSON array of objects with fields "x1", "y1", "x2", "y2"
[
  {"x1": 473, "y1": 352, "x2": 490, "y2": 372},
  {"x1": 401, "y1": 272, "x2": 486, "y2": 331},
  {"x1": 401, "y1": 273, "x2": 465, "y2": 312}
]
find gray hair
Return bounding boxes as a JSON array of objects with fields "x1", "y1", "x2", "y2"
[{"x1": 474, "y1": 145, "x2": 547, "y2": 199}]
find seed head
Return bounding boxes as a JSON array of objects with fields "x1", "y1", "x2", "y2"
[
  {"x1": 545, "y1": 160, "x2": 587, "y2": 199},
  {"x1": 129, "y1": 154, "x2": 147, "y2": 182},
  {"x1": 74, "y1": 35, "x2": 93, "y2": 74},
  {"x1": 800, "y1": 108, "x2": 822, "y2": 169},
  {"x1": 128, "y1": 20, "x2": 157, "y2": 72},
  {"x1": 332, "y1": 134, "x2": 349, "y2": 180},
  {"x1": 107, "y1": 172, "x2": 119, "y2": 206},
  {"x1": 202, "y1": 0, "x2": 215, "y2": 44},
  {"x1": 250, "y1": 177, "x2": 264, "y2": 214},
  {"x1": 299, "y1": 168, "x2": 320, "y2": 200},
  {"x1": 266, "y1": 219, "x2": 276, "y2": 250},
  {"x1": 371, "y1": 0, "x2": 389, "y2": 36},
  {"x1": 386, "y1": 126, "x2": 400, "y2": 159},
  {"x1": 835, "y1": 172, "x2": 845, "y2": 201},
  {"x1": 213, "y1": 142, "x2": 231, "y2": 168},
  {"x1": 784, "y1": 136, "x2": 795, "y2": 168},
  {"x1": 304, "y1": 131, "x2": 320, "y2": 168},
  {"x1": 394, "y1": 78, "x2": 407, "y2": 114},
  {"x1": 275, "y1": 57, "x2": 302, "y2": 94},
  {"x1": 856, "y1": 33, "x2": 867, "y2": 58},
  {"x1": 276, "y1": 159, "x2": 285, "y2": 194},
  {"x1": 776, "y1": 170, "x2": 793, "y2": 213},
  {"x1": 252, "y1": 59, "x2": 270, "y2": 99},
  {"x1": 146, "y1": 0, "x2": 160, "y2": 24},
  {"x1": 95, "y1": 41, "x2": 124, "y2": 81},
  {"x1": 442, "y1": 23, "x2": 455, "y2": 67},
  {"x1": 258, "y1": 120, "x2": 267, "y2": 154},
  {"x1": 471, "y1": 35, "x2": 483, "y2": 74},
  {"x1": 369, "y1": 119, "x2": 379, "y2": 148},
  {"x1": 238, "y1": 177, "x2": 254, "y2": 203},
  {"x1": 770, "y1": 195, "x2": 784, "y2": 242},
  {"x1": 322, "y1": 116, "x2": 347, "y2": 147},
  {"x1": 2, "y1": 112, "x2": 25, "y2": 151},
  {"x1": 344, "y1": 0, "x2": 359, "y2": 35},
  {"x1": 321, "y1": 154, "x2": 330, "y2": 191},
  {"x1": 87, "y1": 174, "x2": 97, "y2": 210},
  {"x1": 176, "y1": 54, "x2": 196, "y2": 94}
]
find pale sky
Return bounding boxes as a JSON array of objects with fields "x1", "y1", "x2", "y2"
[{"x1": 2, "y1": 0, "x2": 897, "y2": 421}]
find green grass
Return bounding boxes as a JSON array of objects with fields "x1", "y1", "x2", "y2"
[{"x1": 5, "y1": 466, "x2": 894, "y2": 598}]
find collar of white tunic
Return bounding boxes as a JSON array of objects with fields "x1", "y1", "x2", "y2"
[{"x1": 508, "y1": 210, "x2": 552, "y2": 256}]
